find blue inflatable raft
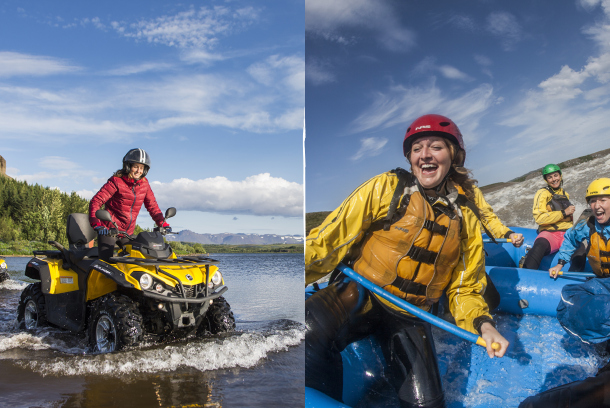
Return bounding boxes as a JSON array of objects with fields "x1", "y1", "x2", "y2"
[{"x1": 305, "y1": 227, "x2": 604, "y2": 408}]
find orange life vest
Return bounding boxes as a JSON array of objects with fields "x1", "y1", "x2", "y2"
[
  {"x1": 587, "y1": 216, "x2": 610, "y2": 277},
  {"x1": 353, "y1": 184, "x2": 462, "y2": 307}
]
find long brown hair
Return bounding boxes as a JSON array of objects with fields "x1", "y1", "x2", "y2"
[{"x1": 406, "y1": 137, "x2": 478, "y2": 202}]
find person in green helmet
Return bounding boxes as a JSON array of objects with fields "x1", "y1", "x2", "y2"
[{"x1": 522, "y1": 164, "x2": 578, "y2": 270}]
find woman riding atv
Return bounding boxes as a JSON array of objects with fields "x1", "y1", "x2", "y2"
[
  {"x1": 305, "y1": 114, "x2": 509, "y2": 407},
  {"x1": 522, "y1": 164, "x2": 583, "y2": 271},
  {"x1": 89, "y1": 148, "x2": 170, "y2": 262}
]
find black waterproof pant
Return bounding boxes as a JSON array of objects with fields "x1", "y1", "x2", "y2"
[
  {"x1": 98, "y1": 235, "x2": 130, "y2": 262},
  {"x1": 305, "y1": 277, "x2": 445, "y2": 408},
  {"x1": 523, "y1": 238, "x2": 587, "y2": 271}
]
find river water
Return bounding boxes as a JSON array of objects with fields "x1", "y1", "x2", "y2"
[{"x1": 0, "y1": 253, "x2": 305, "y2": 408}]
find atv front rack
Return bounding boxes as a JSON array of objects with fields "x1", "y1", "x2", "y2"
[{"x1": 107, "y1": 256, "x2": 219, "y2": 267}]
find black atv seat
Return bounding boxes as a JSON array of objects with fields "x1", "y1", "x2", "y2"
[{"x1": 66, "y1": 213, "x2": 99, "y2": 261}]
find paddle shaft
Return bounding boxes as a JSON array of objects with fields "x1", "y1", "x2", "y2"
[
  {"x1": 336, "y1": 264, "x2": 501, "y2": 351},
  {"x1": 483, "y1": 238, "x2": 512, "y2": 243}
]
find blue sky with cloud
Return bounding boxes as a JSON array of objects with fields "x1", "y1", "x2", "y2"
[
  {"x1": 0, "y1": 0, "x2": 304, "y2": 235},
  {"x1": 306, "y1": 0, "x2": 610, "y2": 212}
]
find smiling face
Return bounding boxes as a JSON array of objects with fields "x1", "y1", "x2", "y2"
[
  {"x1": 129, "y1": 163, "x2": 145, "y2": 180},
  {"x1": 590, "y1": 196, "x2": 610, "y2": 225},
  {"x1": 545, "y1": 171, "x2": 562, "y2": 189},
  {"x1": 409, "y1": 136, "x2": 453, "y2": 189}
]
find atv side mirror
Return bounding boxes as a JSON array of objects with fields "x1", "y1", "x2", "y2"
[
  {"x1": 165, "y1": 207, "x2": 176, "y2": 219},
  {"x1": 95, "y1": 209, "x2": 113, "y2": 222}
]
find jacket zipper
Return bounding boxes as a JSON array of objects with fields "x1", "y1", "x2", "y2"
[{"x1": 127, "y1": 183, "x2": 136, "y2": 233}]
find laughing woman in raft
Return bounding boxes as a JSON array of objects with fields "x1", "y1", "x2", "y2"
[{"x1": 305, "y1": 114, "x2": 509, "y2": 408}]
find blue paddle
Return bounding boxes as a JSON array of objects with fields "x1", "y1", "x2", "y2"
[{"x1": 336, "y1": 264, "x2": 500, "y2": 351}]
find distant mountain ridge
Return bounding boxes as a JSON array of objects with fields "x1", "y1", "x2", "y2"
[{"x1": 166, "y1": 229, "x2": 304, "y2": 245}]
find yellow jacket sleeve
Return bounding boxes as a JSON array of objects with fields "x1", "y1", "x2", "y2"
[
  {"x1": 473, "y1": 186, "x2": 512, "y2": 239},
  {"x1": 446, "y1": 204, "x2": 492, "y2": 334},
  {"x1": 305, "y1": 172, "x2": 398, "y2": 286},
  {"x1": 533, "y1": 188, "x2": 573, "y2": 230}
]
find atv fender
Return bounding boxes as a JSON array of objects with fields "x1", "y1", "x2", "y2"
[
  {"x1": 24, "y1": 259, "x2": 51, "y2": 292},
  {"x1": 89, "y1": 260, "x2": 136, "y2": 289}
]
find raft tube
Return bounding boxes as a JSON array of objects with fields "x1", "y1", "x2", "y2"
[{"x1": 305, "y1": 227, "x2": 597, "y2": 407}]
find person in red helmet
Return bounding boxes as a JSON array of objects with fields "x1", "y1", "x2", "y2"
[
  {"x1": 306, "y1": 114, "x2": 510, "y2": 407},
  {"x1": 89, "y1": 148, "x2": 170, "y2": 262}
]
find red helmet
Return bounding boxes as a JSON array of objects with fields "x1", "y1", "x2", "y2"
[{"x1": 403, "y1": 114, "x2": 465, "y2": 159}]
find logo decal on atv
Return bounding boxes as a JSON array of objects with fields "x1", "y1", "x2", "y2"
[
  {"x1": 186, "y1": 274, "x2": 193, "y2": 281},
  {"x1": 94, "y1": 264, "x2": 114, "y2": 276},
  {"x1": 60, "y1": 276, "x2": 73, "y2": 284}
]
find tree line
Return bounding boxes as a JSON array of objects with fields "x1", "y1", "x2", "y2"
[{"x1": 0, "y1": 176, "x2": 90, "y2": 245}]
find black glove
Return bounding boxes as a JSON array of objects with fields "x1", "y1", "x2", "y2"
[{"x1": 94, "y1": 226, "x2": 109, "y2": 236}]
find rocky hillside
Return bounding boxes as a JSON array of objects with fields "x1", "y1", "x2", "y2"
[
  {"x1": 482, "y1": 151, "x2": 610, "y2": 229},
  {"x1": 166, "y1": 229, "x2": 304, "y2": 245}
]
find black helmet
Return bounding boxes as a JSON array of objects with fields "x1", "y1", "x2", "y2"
[{"x1": 123, "y1": 148, "x2": 151, "y2": 178}]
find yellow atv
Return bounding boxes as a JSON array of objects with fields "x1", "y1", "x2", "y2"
[
  {"x1": 0, "y1": 258, "x2": 9, "y2": 282},
  {"x1": 17, "y1": 208, "x2": 235, "y2": 353}
]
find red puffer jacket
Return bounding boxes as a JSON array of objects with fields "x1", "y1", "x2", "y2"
[{"x1": 89, "y1": 175, "x2": 168, "y2": 235}]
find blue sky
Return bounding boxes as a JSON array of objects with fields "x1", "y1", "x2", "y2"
[
  {"x1": 0, "y1": 0, "x2": 304, "y2": 235},
  {"x1": 305, "y1": 0, "x2": 610, "y2": 212}
]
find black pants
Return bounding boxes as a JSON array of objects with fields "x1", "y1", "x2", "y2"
[
  {"x1": 305, "y1": 277, "x2": 445, "y2": 408},
  {"x1": 98, "y1": 235, "x2": 130, "y2": 262},
  {"x1": 523, "y1": 238, "x2": 587, "y2": 271}
]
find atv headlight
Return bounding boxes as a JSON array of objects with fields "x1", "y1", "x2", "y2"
[
  {"x1": 139, "y1": 273, "x2": 153, "y2": 290},
  {"x1": 211, "y1": 271, "x2": 222, "y2": 286},
  {"x1": 0, "y1": 261, "x2": 6, "y2": 270}
]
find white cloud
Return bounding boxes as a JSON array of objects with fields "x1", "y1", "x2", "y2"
[
  {"x1": 111, "y1": 6, "x2": 259, "y2": 49},
  {"x1": 349, "y1": 81, "x2": 497, "y2": 147},
  {"x1": 150, "y1": 173, "x2": 303, "y2": 217},
  {"x1": 12, "y1": 156, "x2": 97, "y2": 185},
  {"x1": 0, "y1": 52, "x2": 80, "y2": 77},
  {"x1": 305, "y1": 59, "x2": 336, "y2": 86},
  {"x1": 247, "y1": 55, "x2": 304, "y2": 92},
  {"x1": 39, "y1": 156, "x2": 82, "y2": 170},
  {"x1": 0, "y1": 59, "x2": 304, "y2": 139},
  {"x1": 485, "y1": 11, "x2": 523, "y2": 51},
  {"x1": 104, "y1": 62, "x2": 173, "y2": 76},
  {"x1": 351, "y1": 137, "x2": 388, "y2": 160},
  {"x1": 474, "y1": 55, "x2": 492, "y2": 67},
  {"x1": 448, "y1": 14, "x2": 476, "y2": 31},
  {"x1": 76, "y1": 189, "x2": 95, "y2": 200},
  {"x1": 305, "y1": 0, "x2": 416, "y2": 52},
  {"x1": 438, "y1": 65, "x2": 473, "y2": 82}
]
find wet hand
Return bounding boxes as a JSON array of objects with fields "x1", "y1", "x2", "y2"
[
  {"x1": 480, "y1": 323, "x2": 509, "y2": 358},
  {"x1": 549, "y1": 264, "x2": 563, "y2": 279},
  {"x1": 510, "y1": 233, "x2": 524, "y2": 248},
  {"x1": 565, "y1": 206, "x2": 576, "y2": 216}
]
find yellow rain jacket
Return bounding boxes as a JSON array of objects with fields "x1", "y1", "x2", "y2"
[
  {"x1": 474, "y1": 187, "x2": 513, "y2": 239},
  {"x1": 305, "y1": 170, "x2": 492, "y2": 335},
  {"x1": 532, "y1": 187, "x2": 573, "y2": 232}
]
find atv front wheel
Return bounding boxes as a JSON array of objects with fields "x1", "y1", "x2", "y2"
[
  {"x1": 17, "y1": 283, "x2": 47, "y2": 330},
  {"x1": 198, "y1": 296, "x2": 236, "y2": 335},
  {"x1": 88, "y1": 293, "x2": 143, "y2": 353}
]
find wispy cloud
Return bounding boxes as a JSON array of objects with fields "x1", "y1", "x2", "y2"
[
  {"x1": 351, "y1": 137, "x2": 388, "y2": 160},
  {"x1": 305, "y1": 59, "x2": 336, "y2": 86},
  {"x1": 12, "y1": 156, "x2": 96, "y2": 185},
  {"x1": 0, "y1": 52, "x2": 81, "y2": 77},
  {"x1": 110, "y1": 6, "x2": 259, "y2": 49},
  {"x1": 0, "y1": 52, "x2": 303, "y2": 139},
  {"x1": 448, "y1": 14, "x2": 477, "y2": 31},
  {"x1": 104, "y1": 62, "x2": 173, "y2": 76},
  {"x1": 349, "y1": 81, "x2": 498, "y2": 146},
  {"x1": 150, "y1": 173, "x2": 303, "y2": 217},
  {"x1": 485, "y1": 11, "x2": 523, "y2": 51},
  {"x1": 306, "y1": 0, "x2": 416, "y2": 52},
  {"x1": 412, "y1": 57, "x2": 473, "y2": 82}
]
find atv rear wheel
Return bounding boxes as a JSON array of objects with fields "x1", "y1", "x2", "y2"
[
  {"x1": 88, "y1": 293, "x2": 143, "y2": 353},
  {"x1": 198, "y1": 296, "x2": 236, "y2": 335},
  {"x1": 17, "y1": 283, "x2": 47, "y2": 330}
]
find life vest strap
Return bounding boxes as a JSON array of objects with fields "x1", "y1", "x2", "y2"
[
  {"x1": 422, "y1": 219, "x2": 448, "y2": 235},
  {"x1": 406, "y1": 245, "x2": 438, "y2": 265},
  {"x1": 392, "y1": 276, "x2": 427, "y2": 297},
  {"x1": 600, "y1": 250, "x2": 610, "y2": 258}
]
